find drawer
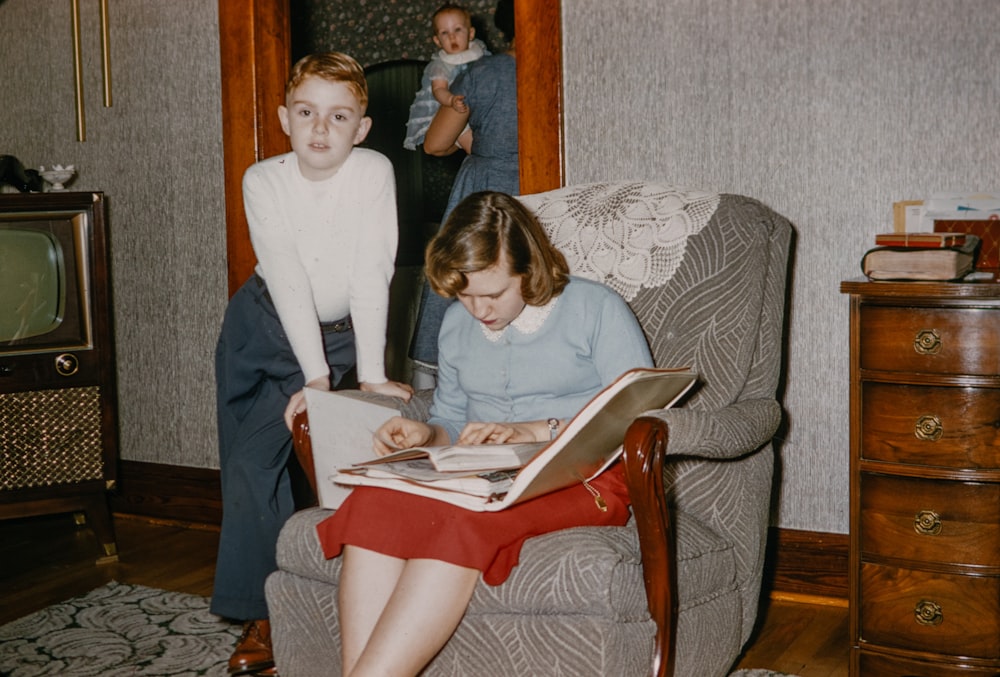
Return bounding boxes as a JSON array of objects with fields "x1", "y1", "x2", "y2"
[
  {"x1": 859, "y1": 306, "x2": 1000, "y2": 376},
  {"x1": 859, "y1": 651, "x2": 1000, "y2": 676},
  {"x1": 860, "y1": 473, "x2": 1000, "y2": 566},
  {"x1": 861, "y1": 382, "x2": 1000, "y2": 469},
  {"x1": 860, "y1": 563, "x2": 1000, "y2": 659}
]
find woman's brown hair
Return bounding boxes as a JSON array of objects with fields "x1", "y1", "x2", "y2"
[{"x1": 425, "y1": 191, "x2": 570, "y2": 304}]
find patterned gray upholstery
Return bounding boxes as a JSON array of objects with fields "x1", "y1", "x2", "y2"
[{"x1": 266, "y1": 183, "x2": 793, "y2": 677}]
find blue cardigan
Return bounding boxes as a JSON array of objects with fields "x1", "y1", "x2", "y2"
[{"x1": 429, "y1": 276, "x2": 654, "y2": 442}]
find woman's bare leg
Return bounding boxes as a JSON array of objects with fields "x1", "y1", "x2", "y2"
[
  {"x1": 339, "y1": 546, "x2": 406, "y2": 674},
  {"x1": 346, "y1": 557, "x2": 480, "y2": 677}
]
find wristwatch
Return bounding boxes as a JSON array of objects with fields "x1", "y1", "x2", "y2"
[{"x1": 547, "y1": 417, "x2": 560, "y2": 440}]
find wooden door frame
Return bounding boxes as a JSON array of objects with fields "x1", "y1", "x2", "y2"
[{"x1": 217, "y1": 0, "x2": 563, "y2": 294}]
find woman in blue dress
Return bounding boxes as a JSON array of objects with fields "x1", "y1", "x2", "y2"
[{"x1": 408, "y1": 0, "x2": 519, "y2": 375}]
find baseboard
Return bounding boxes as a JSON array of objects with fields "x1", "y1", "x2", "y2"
[
  {"x1": 763, "y1": 526, "x2": 849, "y2": 600},
  {"x1": 110, "y1": 460, "x2": 223, "y2": 525},
  {"x1": 110, "y1": 461, "x2": 849, "y2": 600}
]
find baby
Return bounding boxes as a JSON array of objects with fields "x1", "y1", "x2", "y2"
[{"x1": 403, "y1": 3, "x2": 488, "y2": 151}]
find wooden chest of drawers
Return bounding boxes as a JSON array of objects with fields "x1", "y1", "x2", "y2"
[{"x1": 842, "y1": 279, "x2": 1000, "y2": 676}]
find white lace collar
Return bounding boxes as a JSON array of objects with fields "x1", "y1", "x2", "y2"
[{"x1": 481, "y1": 296, "x2": 558, "y2": 342}]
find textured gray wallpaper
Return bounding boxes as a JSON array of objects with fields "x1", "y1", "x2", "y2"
[
  {"x1": 563, "y1": 0, "x2": 1000, "y2": 533},
  {"x1": 2, "y1": 0, "x2": 996, "y2": 535},
  {"x1": 0, "y1": 1, "x2": 227, "y2": 469}
]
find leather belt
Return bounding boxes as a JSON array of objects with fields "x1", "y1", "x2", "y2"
[{"x1": 253, "y1": 273, "x2": 353, "y2": 333}]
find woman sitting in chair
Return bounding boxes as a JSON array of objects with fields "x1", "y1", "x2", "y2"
[{"x1": 315, "y1": 190, "x2": 654, "y2": 676}]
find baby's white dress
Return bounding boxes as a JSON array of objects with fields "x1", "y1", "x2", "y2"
[{"x1": 403, "y1": 38, "x2": 489, "y2": 151}]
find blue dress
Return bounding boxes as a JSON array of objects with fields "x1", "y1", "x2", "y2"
[{"x1": 410, "y1": 53, "x2": 520, "y2": 365}]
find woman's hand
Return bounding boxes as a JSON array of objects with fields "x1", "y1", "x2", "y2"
[
  {"x1": 361, "y1": 379, "x2": 414, "y2": 402},
  {"x1": 283, "y1": 375, "x2": 331, "y2": 431},
  {"x1": 373, "y1": 417, "x2": 438, "y2": 456},
  {"x1": 456, "y1": 420, "x2": 548, "y2": 445}
]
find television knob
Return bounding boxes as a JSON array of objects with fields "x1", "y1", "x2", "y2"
[{"x1": 55, "y1": 353, "x2": 79, "y2": 376}]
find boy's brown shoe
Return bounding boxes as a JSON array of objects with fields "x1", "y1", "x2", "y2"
[{"x1": 228, "y1": 619, "x2": 274, "y2": 675}]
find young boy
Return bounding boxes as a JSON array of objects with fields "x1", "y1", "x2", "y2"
[
  {"x1": 403, "y1": 4, "x2": 488, "y2": 152},
  {"x1": 211, "y1": 51, "x2": 412, "y2": 676}
]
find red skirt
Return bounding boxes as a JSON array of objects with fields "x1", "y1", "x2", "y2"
[{"x1": 316, "y1": 463, "x2": 631, "y2": 585}]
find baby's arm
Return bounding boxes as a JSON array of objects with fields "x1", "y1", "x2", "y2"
[{"x1": 431, "y1": 77, "x2": 468, "y2": 113}]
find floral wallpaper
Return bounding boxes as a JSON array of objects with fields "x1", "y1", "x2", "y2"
[{"x1": 291, "y1": 0, "x2": 509, "y2": 67}]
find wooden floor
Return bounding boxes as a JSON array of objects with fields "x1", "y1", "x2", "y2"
[{"x1": 0, "y1": 512, "x2": 850, "y2": 675}]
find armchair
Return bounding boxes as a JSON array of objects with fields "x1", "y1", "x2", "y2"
[{"x1": 266, "y1": 182, "x2": 792, "y2": 677}]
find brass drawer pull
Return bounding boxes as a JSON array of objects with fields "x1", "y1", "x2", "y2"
[
  {"x1": 913, "y1": 510, "x2": 942, "y2": 535},
  {"x1": 913, "y1": 329, "x2": 941, "y2": 355},
  {"x1": 914, "y1": 599, "x2": 943, "y2": 626},
  {"x1": 914, "y1": 414, "x2": 943, "y2": 441}
]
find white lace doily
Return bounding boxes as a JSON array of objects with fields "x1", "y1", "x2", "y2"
[{"x1": 518, "y1": 182, "x2": 720, "y2": 301}]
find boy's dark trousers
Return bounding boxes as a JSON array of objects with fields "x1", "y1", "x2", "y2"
[{"x1": 211, "y1": 277, "x2": 355, "y2": 621}]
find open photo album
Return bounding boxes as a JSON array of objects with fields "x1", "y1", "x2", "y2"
[{"x1": 304, "y1": 367, "x2": 697, "y2": 512}]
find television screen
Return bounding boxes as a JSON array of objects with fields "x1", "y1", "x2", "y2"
[
  {"x1": 0, "y1": 228, "x2": 65, "y2": 342},
  {"x1": 0, "y1": 204, "x2": 92, "y2": 356}
]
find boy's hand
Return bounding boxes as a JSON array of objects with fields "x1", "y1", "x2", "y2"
[
  {"x1": 451, "y1": 94, "x2": 468, "y2": 113},
  {"x1": 283, "y1": 376, "x2": 331, "y2": 431},
  {"x1": 361, "y1": 379, "x2": 414, "y2": 402}
]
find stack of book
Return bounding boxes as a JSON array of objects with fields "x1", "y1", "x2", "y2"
[{"x1": 861, "y1": 232, "x2": 980, "y2": 281}]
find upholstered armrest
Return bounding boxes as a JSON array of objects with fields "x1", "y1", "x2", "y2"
[
  {"x1": 640, "y1": 398, "x2": 781, "y2": 461},
  {"x1": 291, "y1": 389, "x2": 434, "y2": 495}
]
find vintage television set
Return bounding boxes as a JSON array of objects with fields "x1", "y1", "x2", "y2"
[{"x1": 0, "y1": 191, "x2": 119, "y2": 560}]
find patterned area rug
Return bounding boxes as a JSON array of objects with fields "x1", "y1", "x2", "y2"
[
  {"x1": 0, "y1": 581, "x2": 239, "y2": 676},
  {"x1": 0, "y1": 581, "x2": 801, "y2": 676}
]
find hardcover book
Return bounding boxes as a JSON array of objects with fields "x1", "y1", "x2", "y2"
[
  {"x1": 862, "y1": 235, "x2": 980, "y2": 281},
  {"x1": 874, "y1": 232, "x2": 967, "y2": 249},
  {"x1": 307, "y1": 367, "x2": 697, "y2": 512}
]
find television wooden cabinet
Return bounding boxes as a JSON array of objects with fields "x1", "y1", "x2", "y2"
[
  {"x1": 0, "y1": 192, "x2": 119, "y2": 562},
  {"x1": 841, "y1": 279, "x2": 1000, "y2": 676}
]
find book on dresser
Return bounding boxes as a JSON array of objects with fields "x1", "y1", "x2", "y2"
[
  {"x1": 307, "y1": 367, "x2": 697, "y2": 512},
  {"x1": 873, "y1": 231, "x2": 968, "y2": 248},
  {"x1": 861, "y1": 234, "x2": 980, "y2": 281}
]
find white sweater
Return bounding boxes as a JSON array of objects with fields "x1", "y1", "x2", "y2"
[{"x1": 242, "y1": 148, "x2": 397, "y2": 384}]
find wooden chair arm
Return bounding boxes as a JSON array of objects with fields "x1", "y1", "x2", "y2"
[
  {"x1": 292, "y1": 410, "x2": 317, "y2": 496},
  {"x1": 622, "y1": 415, "x2": 677, "y2": 677}
]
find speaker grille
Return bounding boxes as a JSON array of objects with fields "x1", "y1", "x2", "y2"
[{"x1": 0, "y1": 386, "x2": 104, "y2": 490}]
